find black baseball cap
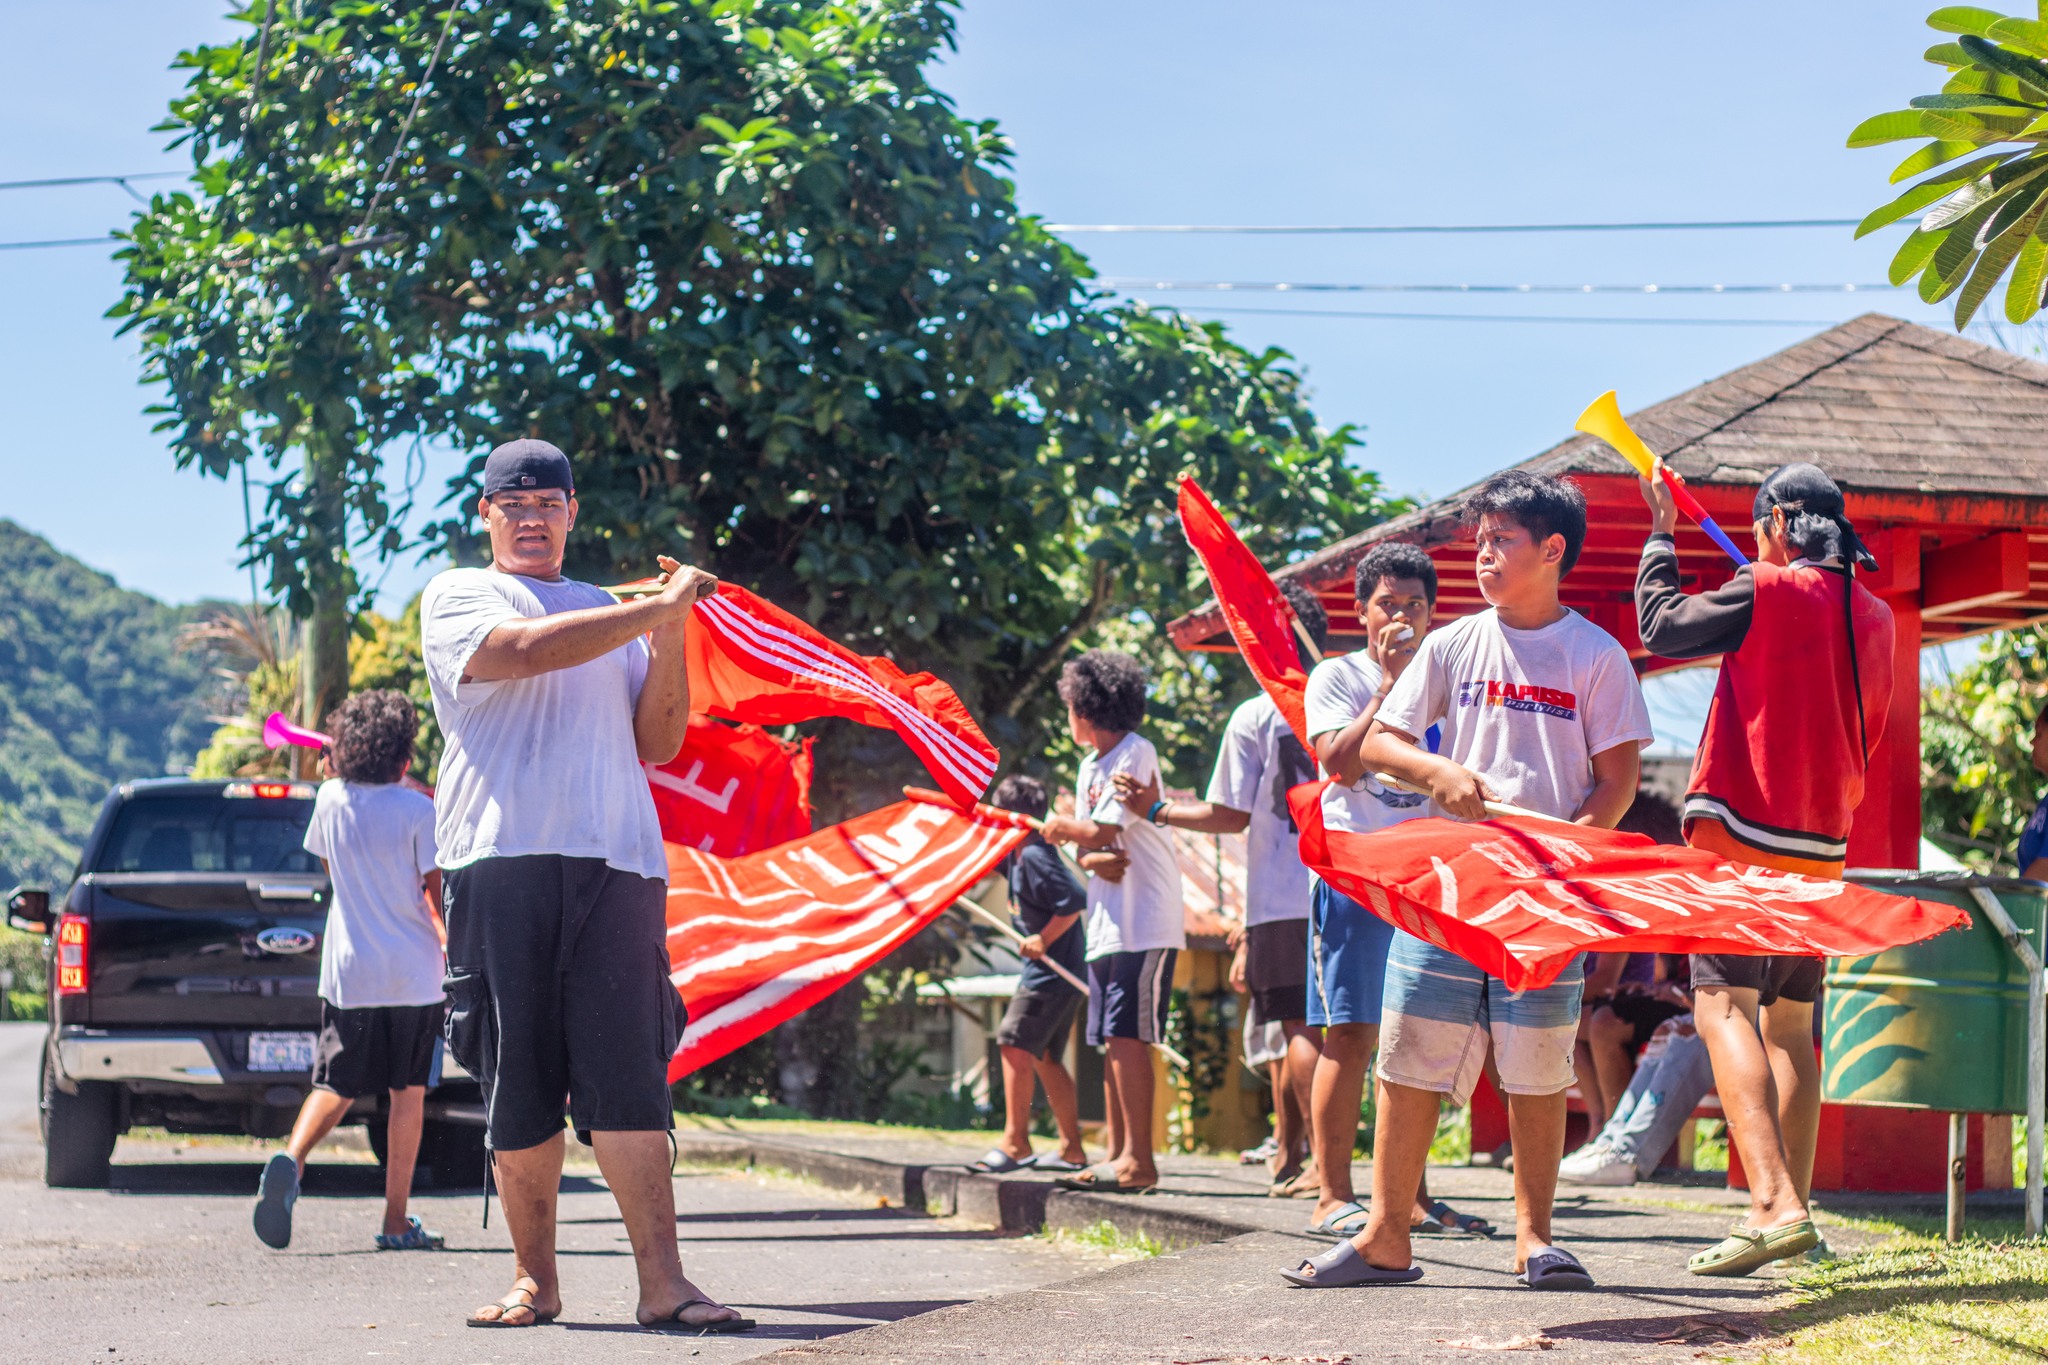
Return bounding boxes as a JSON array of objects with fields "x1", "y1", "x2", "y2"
[{"x1": 482, "y1": 439, "x2": 574, "y2": 498}]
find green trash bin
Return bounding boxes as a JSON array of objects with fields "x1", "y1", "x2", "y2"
[{"x1": 1824, "y1": 873, "x2": 2045, "y2": 1114}]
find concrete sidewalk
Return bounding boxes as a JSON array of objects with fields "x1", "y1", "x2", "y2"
[{"x1": 672, "y1": 1121, "x2": 1885, "y2": 1362}]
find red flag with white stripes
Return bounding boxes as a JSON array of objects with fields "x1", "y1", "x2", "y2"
[
  {"x1": 666, "y1": 795, "x2": 1033, "y2": 1080},
  {"x1": 1290, "y1": 780, "x2": 1967, "y2": 992},
  {"x1": 646, "y1": 717, "x2": 812, "y2": 856},
  {"x1": 684, "y1": 586, "x2": 999, "y2": 807},
  {"x1": 1177, "y1": 476, "x2": 1314, "y2": 750}
]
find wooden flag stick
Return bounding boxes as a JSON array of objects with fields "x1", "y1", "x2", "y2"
[
  {"x1": 1290, "y1": 612, "x2": 1324, "y2": 666},
  {"x1": 955, "y1": 898, "x2": 1092, "y2": 995},
  {"x1": 1371, "y1": 772, "x2": 1565, "y2": 825},
  {"x1": 951, "y1": 899, "x2": 1194, "y2": 1072}
]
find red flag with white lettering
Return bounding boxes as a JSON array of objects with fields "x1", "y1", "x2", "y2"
[
  {"x1": 1177, "y1": 476, "x2": 1313, "y2": 750},
  {"x1": 1290, "y1": 781, "x2": 1968, "y2": 992},
  {"x1": 646, "y1": 717, "x2": 812, "y2": 857},
  {"x1": 665, "y1": 796, "x2": 1033, "y2": 1080}
]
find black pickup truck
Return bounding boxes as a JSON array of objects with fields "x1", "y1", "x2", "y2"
[{"x1": 7, "y1": 777, "x2": 485, "y2": 1188}]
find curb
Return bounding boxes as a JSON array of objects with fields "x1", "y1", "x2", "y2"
[{"x1": 675, "y1": 1131, "x2": 1261, "y2": 1250}]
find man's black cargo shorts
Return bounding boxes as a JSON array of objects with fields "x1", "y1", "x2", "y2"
[{"x1": 441, "y1": 854, "x2": 682, "y2": 1152}]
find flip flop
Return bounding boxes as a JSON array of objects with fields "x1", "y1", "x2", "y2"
[
  {"x1": 1031, "y1": 1155, "x2": 1089, "y2": 1174},
  {"x1": 1280, "y1": 1240, "x2": 1423, "y2": 1288},
  {"x1": 966, "y1": 1147, "x2": 1030, "y2": 1174},
  {"x1": 1688, "y1": 1219, "x2": 1819, "y2": 1277},
  {"x1": 1054, "y1": 1163, "x2": 1156, "y2": 1195},
  {"x1": 252, "y1": 1152, "x2": 299, "y2": 1250},
  {"x1": 1517, "y1": 1246, "x2": 1595, "y2": 1291},
  {"x1": 466, "y1": 1288, "x2": 559, "y2": 1329},
  {"x1": 637, "y1": 1299, "x2": 755, "y2": 1335},
  {"x1": 1415, "y1": 1200, "x2": 1495, "y2": 1238},
  {"x1": 1269, "y1": 1166, "x2": 1322, "y2": 1199},
  {"x1": 1304, "y1": 1199, "x2": 1371, "y2": 1238}
]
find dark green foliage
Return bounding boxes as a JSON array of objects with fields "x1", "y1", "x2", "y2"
[
  {"x1": 1850, "y1": 4, "x2": 2048, "y2": 328},
  {"x1": 0, "y1": 521, "x2": 217, "y2": 891},
  {"x1": 117, "y1": 0, "x2": 1387, "y2": 812}
]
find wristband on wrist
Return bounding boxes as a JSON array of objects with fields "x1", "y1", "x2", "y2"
[{"x1": 1147, "y1": 800, "x2": 1170, "y2": 826}]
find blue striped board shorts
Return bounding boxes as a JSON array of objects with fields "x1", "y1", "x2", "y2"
[{"x1": 1375, "y1": 931, "x2": 1583, "y2": 1105}]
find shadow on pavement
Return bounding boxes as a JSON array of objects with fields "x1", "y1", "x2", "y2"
[
  {"x1": 102, "y1": 1162, "x2": 604, "y2": 1198},
  {"x1": 1544, "y1": 1310, "x2": 1773, "y2": 1349}
]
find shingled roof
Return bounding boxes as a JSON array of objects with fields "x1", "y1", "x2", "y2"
[{"x1": 1168, "y1": 313, "x2": 2048, "y2": 662}]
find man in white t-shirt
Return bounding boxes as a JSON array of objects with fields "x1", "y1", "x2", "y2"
[
  {"x1": 419, "y1": 439, "x2": 749, "y2": 1335},
  {"x1": 253, "y1": 689, "x2": 444, "y2": 1254},
  {"x1": 1285, "y1": 470, "x2": 1652, "y2": 1295},
  {"x1": 1039, "y1": 649, "x2": 1184, "y2": 1195},
  {"x1": 1112, "y1": 582, "x2": 1328, "y2": 1195}
]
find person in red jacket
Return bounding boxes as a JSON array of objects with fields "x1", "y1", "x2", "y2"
[{"x1": 1635, "y1": 460, "x2": 1894, "y2": 1278}]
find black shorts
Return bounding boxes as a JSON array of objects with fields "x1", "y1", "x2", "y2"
[
  {"x1": 311, "y1": 1000, "x2": 441, "y2": 1099},
  {"x1": 1244, "y1": 918, "x2": 1309, "y2": 1024},
  {"x1": 1085, "y1": 949, "x2": 1177, "y2": 1045},
  {"x1": 1689, "y1": 953, "x2": 1824, "y2": 1007},
  {"x1": 442, "y1": 854, "x2": 681, "y2": 1152},
  {"x1": 1589, "y1": 992, "x2": 1690, "y2": 1051},
  {"x1": 997, "y1": 983, "x2": 1080, "y2": 1059}
]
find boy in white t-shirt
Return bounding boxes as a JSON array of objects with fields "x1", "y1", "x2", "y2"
[
  {"x1": 1284, "y1": 470, "x2": 1652, "y2": 1294},
  {"x1": 254, "y1": 690, "x2": 445, "y2": 1253},
  {"x1": 1038, "y1": 650, "x2": 1185, "y2": 1195}
]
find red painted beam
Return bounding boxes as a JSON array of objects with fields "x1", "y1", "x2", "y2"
[{"x1": 1921, "y1": 531, "x2": 2031, "y2": 619}]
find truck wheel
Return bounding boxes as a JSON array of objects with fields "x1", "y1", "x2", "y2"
[
  {"x1": 424, "y1": 1119, "x2": 489, "y2": 1190},
  {"x1": 41, "y1": 1050, "x2": 117, "y2": 1189}
]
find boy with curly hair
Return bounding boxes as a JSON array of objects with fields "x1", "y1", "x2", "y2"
[
  {"x1": 1039, "y1": 649, "x2": 1185, "y2": 1194},
  {"x1": 254, "y1": 689, "x2": 447, "y2": 1252}
]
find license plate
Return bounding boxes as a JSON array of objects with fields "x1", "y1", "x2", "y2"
[{"x1": 247, "y1": 1031, "x2": 315, "y2": 1072}]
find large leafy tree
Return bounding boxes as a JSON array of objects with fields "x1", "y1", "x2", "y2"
[
  {"x1": 1850, "y1": 3, "x2": 2048, "y2": 329},
  {"x1": 119, "y1": 0, "x2": 1383, "y2": 817}
]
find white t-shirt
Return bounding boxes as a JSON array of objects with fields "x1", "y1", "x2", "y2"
[
  {"x1": 1205, "y1": 693, "x2": 1315, "y2": 926},
  {"x1": 1303, "y1": 651, "x2": 1435, "y2": 834},
  {"x1": 421, "y1": 567, "x2": 667, "y2": 881},
  {"x1": 1377, "y1": 608, "x2": 1654, "y2": 821},
  {"x1": 303, "y1": 780, "x2": 444, "y2": 1009},
  {"x1": 1075, "y1": 732, "x2": 1187, "y2": 958}
]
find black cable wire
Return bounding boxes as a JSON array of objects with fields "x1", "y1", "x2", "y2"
[
  {"x1": 1104, "y1": 279, "x2": 1896, "y2": 295},
  {"x1": 0, "y1": 173, "x2": 182, "y2": 193},
  {"x1": 1131, "y1": 303, "x2": 1851, "y2": 327},
  {"x1": 1048, "y1": 217, "x2": 1863, "y2": 235}
]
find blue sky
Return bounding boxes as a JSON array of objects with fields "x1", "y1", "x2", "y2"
[{"x1": 2, "y1": 0, "x2": 1974, "y2": 642}]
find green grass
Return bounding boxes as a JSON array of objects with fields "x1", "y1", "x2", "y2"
[
  {"x1": 1757, "y1": 1217, "x2": 2048, "y2": 1365},
  {"x1": 1041, "y1": 1219, "x2": 1168, "y2": 1259},
  {"x1": 1428, "y1": 1103, "x2": 1471, "y2": 1166}
]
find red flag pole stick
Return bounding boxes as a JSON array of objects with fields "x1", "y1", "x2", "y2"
[{"x1": 1290, "y1": 613, "x2": 1324, "y2": 666}]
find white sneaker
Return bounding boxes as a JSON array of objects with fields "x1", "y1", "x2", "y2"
[{"x1": 1558, "y1": 1146, "x2": 1639, "y2": 1186}]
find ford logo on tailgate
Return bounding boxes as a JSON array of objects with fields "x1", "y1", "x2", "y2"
[{"x1": 256, "y1": 926, "x2": 317, "y2": 956}]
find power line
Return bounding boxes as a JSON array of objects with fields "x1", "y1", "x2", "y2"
[
  {"x1": 0, "y1": 172, "x2": 182, "y2": 193},
  {"x1": 1048, "y1": 217, "x2": 1862, "y2": 235},
  {"x1": 0, "y1": 235, "x2": 115, "y2": 251},
  {"x1": 1134, "y1": 303, "x2": 1849, "y2": 327},
  {"x1": 1101, "y1": 278, "x2": 1897, "y2": 295}
]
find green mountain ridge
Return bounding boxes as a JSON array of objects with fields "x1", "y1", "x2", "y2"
[{"x1": 0, "y1": 519, "x2": 219, "y2": 891}]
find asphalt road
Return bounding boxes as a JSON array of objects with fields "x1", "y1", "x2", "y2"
[{"x1": 0, "y1": 1024, "x2": 1097, "y2": 1365}]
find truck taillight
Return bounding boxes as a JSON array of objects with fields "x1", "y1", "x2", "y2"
[{"x1": 55, "y1": 915, "x2": 88, "y2": 995}]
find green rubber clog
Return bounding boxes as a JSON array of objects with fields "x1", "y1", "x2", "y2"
[{"x1": 1688, "y1": 1218, "x2": 1820, "y2": 1277}]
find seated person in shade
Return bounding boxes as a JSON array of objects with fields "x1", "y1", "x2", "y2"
[
  {"x1": 1574, "y1": 792, "x2": 1692, "y2": 1132},
  {"x1": 974, "y1": 774, "x2": 1090, "y2": 1175},
  {"x1": 1558, "y1": 1013, "x2": 1713, "y2": 1188}
]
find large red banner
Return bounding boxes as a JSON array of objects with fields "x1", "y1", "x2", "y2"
[
  {"x1": 1177, "y1": 476, "x2": 1314, "y2": 750},
  {"x1": 646, "y1": 716, "x2": 812, "y2": 857},
  {"x1": 686, "y1": 586, "x2": 999, "y2": 807},
  {"x1": 665, "y1": 796, "x2": 1032, "y2": 1080},
  {"x1": 1290, "y1": 781, "x2": 1968, "y2": 991}
]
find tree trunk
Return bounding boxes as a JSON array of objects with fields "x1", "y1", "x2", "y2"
[{"x1": 298, "y1": 439, "x2": 354, "y2": 731}]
